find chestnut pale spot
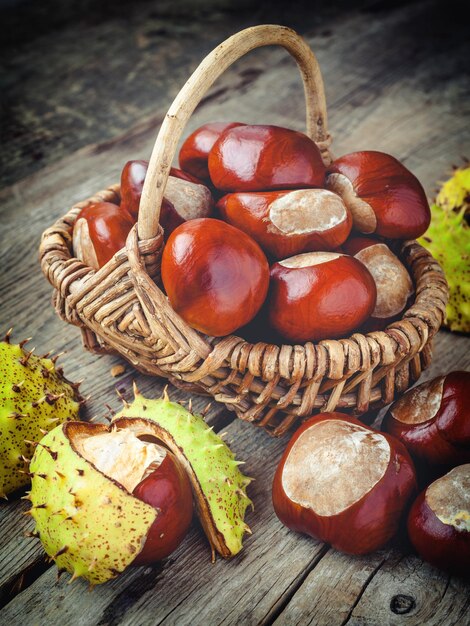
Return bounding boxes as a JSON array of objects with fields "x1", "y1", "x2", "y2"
[
  {"x1": 326, "y1": 173, "x2": 377, "y2": 233},
  {"x1": 164, "y1": 177, "x2": 212, "y2": 221},
  {"x1": 75, "y1": 429, "x2": 167, "y2": 493},
  {"x1": 426, "y1": 465, "x2": 470, "y2": 531},
  {"x1": 279, "y1": 251, "x2": 342, "y2": 269},
  {"x1": 73, "y1": 218, "x2": 99, "y2": 270},
  {"x1": 390, "y1": 377, "x2": 444, "y2": 425},
  {"x1": 282, "y1": 420, "x2": 390, "y2": 516},
  {"x1": 269, "y1": 189, "x2": 348, "y2": 235},
  {"x1": 355, "y1": 244, "x2": 413, "y2": 318}
]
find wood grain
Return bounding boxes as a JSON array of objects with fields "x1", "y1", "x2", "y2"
[{"x1": 0, "y1": 0, "x2": 469, "y2": 622}]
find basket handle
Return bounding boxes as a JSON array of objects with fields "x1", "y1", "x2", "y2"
[{"x1": 138, "y1": 24, "x2": 330, "y2": 241}]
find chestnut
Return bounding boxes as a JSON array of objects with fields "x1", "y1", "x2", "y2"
[
  {"x1": 382, "y1": 371, "x2": 470, "y2": 471},
  {"x1": 161, "y1": 218, "x2": 270, "y2": 336},
  {"x1": 132, "y1": 450, "x2": 193, "y2": 564},
  {"x1": 179, "y1": 122, "x2": 244, "y2": 180},
  {"x1": 407, "y1": 464, "x2": 470, "y2": 575},
  {"x1": 342, "y1": 236, "x2": 413, "y2": 329},
  {"x1": 120, "y1": 160, "x2": 213, "y2": 237},
  {"x1": 272, "y1": 413, "x2": 417, "y2": 554},
  {"x1": 169, "y1": 166, "x2": 205, "y2": 185},
  {"x1": 73, "y1": 201, "x2": 135, "y2": 269},
  {"x1": 267, "y1": 251, "x2": 376, "y2": 342},
  {"x1": 77, "y1": 427, "x2": 193, "y2": 564},
  {"x1": 208, "y1": 124, "x2": 326, "y2": 193},
  {"x1": 326, "y1": 151, "x2": 431, "y2": 239},
  {"x1": 217, "y1": 189, "x2": 352, "y2": 260},
  {"x1": 120, "y1": 159, "x2": 148, "y2": 220}
]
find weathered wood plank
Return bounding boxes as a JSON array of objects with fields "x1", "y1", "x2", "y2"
[
  {"x1": 0, "y1": 499, "x2": 44, "y2": 603},
  {"x1": 272, "y1": 548, "x2": 393, "y2": 626},
  {"x1": 273, "y1": 549, "x2": 470, "y2": 626},
  {"x1": 344, "y1": 553, "x2": 470, "y2": 626}
]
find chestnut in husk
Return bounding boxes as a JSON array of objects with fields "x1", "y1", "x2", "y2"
[
  {"x1": 76, "y1": 426, "x2": 193, "y2": 564},
  {"x1": 27, "y1": 393, "x2": 253, "y2": 585}
]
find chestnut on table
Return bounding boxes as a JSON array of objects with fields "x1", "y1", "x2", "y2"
[
  {"x1": 272, "y1": 413, "x2": 417, "y2": 555},
  {"x1": 383, "y1": 371, "x2": 470, "y2": 472},
  {"x1": 408, "y1": 464, "x2": 470, "y2": 576}
]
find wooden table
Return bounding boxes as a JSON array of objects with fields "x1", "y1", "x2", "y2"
[{"x1": 1, "y1": 1, "x2": 469, "y2": 623}]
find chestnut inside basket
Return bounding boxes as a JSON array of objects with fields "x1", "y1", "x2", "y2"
[{"x1": 39, "y1": 25, "x2": 448, "y2": 435}]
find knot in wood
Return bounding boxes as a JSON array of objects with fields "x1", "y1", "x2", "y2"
[{"x1": 390, "y1": 594, "x2": 416, "y2": 615}]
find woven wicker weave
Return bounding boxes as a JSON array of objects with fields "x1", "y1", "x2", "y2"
[{"x1": 39, "y1": 25, "x2": 448, "y2": 435}]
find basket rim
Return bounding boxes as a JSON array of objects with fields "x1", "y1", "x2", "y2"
[{"x1": 40, "y1": 182, "x2": 448, "y2": 371}]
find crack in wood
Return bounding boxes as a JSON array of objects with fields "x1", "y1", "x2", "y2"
[
  {"x1": 262, "y1": 545, "x2": 331, "y2": 625},
  {"x1": 339, "y1": 557, "x2": 387, "y2": 626}
]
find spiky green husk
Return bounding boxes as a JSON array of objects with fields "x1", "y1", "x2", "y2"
[
  {"x1": 114, "y1": 390, "x2": 252, "y2": 559},
  {"x1": 0, "y1": 337, "x2": 81, "y2": 498},
  {"x1": 29, "y1": 423, "x2": 157, "y2": 585},
  {"x1": 436, "y1": 165, "x2": 470, "y2": 212},
  {"x1": 419, "y1": 165, "x2": 470, "y2": 333}
]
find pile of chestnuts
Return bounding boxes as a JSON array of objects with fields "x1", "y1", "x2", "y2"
[
  {"x1": 73, "y1": 121, "x2": 430, "y2": 343},
  {"x1": 273, "y1": 370, "x2": 470, "y2": 575}
]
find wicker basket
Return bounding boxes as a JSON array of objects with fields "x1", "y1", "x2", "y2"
[{"x1": 39, "y1": 25, "x2": 448, "y2": 436}]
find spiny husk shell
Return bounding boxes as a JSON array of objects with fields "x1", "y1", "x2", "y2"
[
  {"x1": 419, "y1": 165, "x2": 470, "y2": 333},
  {"x1": 114, "y1": 391, "x2": 252, "y2": 559},
  {"x1": 29, "y1": 422, "x2": 157, "y2": 585},
  {"x1": 0, "y1": 338, "x2": 80, "y2": 498}
]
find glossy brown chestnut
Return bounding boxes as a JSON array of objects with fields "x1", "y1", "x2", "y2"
[
  {"x1": 179, "y1": 122, "x2": 244, "y2": 180},
  {"x1": 120, "y1": 160, "x2": 213, "y2": 236},
  {"x1": 208, "y1": 124, "x2": 326, "y2": 192},
  {"x1": 73, "y1": 201, "x2": 135, "y2": 269},
  {"x1": 326, "y1": 151, "x2": 431, "y2": 239},
  {"x1": 120, "y1": 159, "x2": 149, "y2": 219},
  {"x1": 272, "y1": 413, "x2": 417, "y2": 554},
  {"x1": 133, "y1": 449, "x2": 193, "y2": 564},
  {"x1": 217, "y1": 189, "x2": 352, "y2": 260},
  {"x1": 268, "y1": 251, "x2": 377, "y2": 342},
  {"x1": 342, "y1": 236, "x2": 413, "y2": 329},
  {"x1": 161, "y1": 218, "x2": 270, "y2": 336},
  {"x1": 169, "y1": 166, "x2": 204, "y2": 185},
  {"x1": 407, "y1": 464, "x2": 470, "y2": 575},
  {"x1": 382, "y1": 371, "x2": 470, "y2": 471}
]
